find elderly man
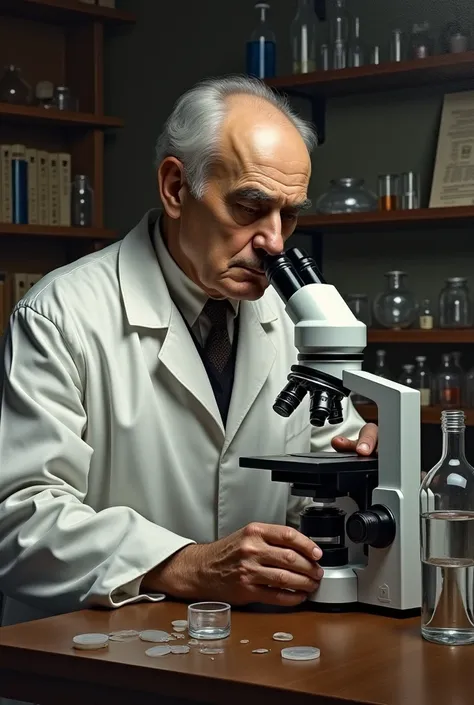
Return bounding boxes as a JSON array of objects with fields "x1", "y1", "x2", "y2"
[{"x1": 0, "y1": 75, "x2": 377, "y2": 629}]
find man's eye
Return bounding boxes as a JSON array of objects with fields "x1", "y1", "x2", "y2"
[
  {"x1": 282, "y1": 211, "x2": 298, "y2": 221},
  {"x1": 237, "y1": 204, "x2": 259, "y2": 215}
]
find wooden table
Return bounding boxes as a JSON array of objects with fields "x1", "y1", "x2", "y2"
[{"x1": 0, "y1": 601, "x2": 472, "y2": 705}]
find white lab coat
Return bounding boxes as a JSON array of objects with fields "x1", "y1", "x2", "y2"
[{"x1": 0, "y1": 209, "x2": 364, "y2": 630}]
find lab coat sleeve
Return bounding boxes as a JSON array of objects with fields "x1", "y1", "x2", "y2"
[
  {"x1": 0, "y1": 305, "x2": 194, "y2": 613},
  {"x1": 286, "y1": 397, "x2": 368, "y2": 528}
]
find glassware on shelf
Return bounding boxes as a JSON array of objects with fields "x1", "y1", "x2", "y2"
[
  {"x1": 374, "y1": 348, "x2": 391, "y2": 379},
  {"x1": 52, "y1": 86, "x2": 78, "y2": 111},
  {"x1": 330, "y1": 0, "x2": 350, "y2": 69},
  {"x1": 346, "y1": 294, "x2": 371, "y2": 326},
  {"x1": 441, "y1": 21, "x2": 469, "y2": 54},
  {"x1": 439, "y1": 277, "x2": 472, "y2": 329},
  {"x1": 0, "y1": 65, "x2": 33, "y2": 105},
  {"x1": 373, "y1": 271, "x2": 418, "y2": 329},
  {"x1": 466, "y1": 367, "x2": 474, "y2": 408},
  {"x1": 451, "y1": 351, "x2": 465, "y2": 404},
  {"x1": 414, "y1": 356, "x2": 432, "y2": 407},
  {"x1": 71, "y1": 175, "x2": 93, "y2": 227},
  {"x1": 419, "y1": 298, "x2": 434, "y2": 329},
  {"x1": 291, "y1": 0, "x2": 317, "y2": 74},
  {"x1": 348, "y1": 17, "x2": 364, "y2": 67},
  {"x1": 398, "y1": 363, "x2": 416, "y2": 388},
  {"x1": 420, "y1": 410, "x2": 474, "y2": 645},
  {"x1": 246, "y1": 3, "x2": 276, "y2": 79},
  {"x1": 370, "y1": 45, "x2": 381, "y2": 65},
  {"x1": 436, "y1": 353, "x2": 462, "y2": 408},
  {"x1": 401, "y1": 171, "x2": 420, "y2": 209},
  {"x1": 35, "y1": 80, "x2": 54, "y2": 109},
  {"x1": 315, "y1": 178, "x2": 377, "y2": 214},
  {"x1": 378, "y1": 174, "x2": 400, "y2": 211},
  {"x1": 390, "y1": 29, "x2": 405, "y2": 62},
  {"x1": 320, "y1": 43, "x2": 330, "y2": 70},
  {"x1": 410, "y1": 22, "x2": 434, "y2": 59}
]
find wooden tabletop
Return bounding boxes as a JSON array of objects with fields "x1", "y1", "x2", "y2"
[{"x1": 0, "y1": 601, "x2": 472, "y2": 705}]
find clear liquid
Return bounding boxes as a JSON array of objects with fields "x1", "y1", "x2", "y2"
[{"x1": 421, "y1": 511, "x2": 474, "y2": 645}]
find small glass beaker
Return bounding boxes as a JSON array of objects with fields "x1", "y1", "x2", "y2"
[
  {"x1": 188, "y1": 602, "x2": 231, "y2": 640},
  {"x1": 378, "y1": 174, "x2": 400, "y2": 211},
  {"x1": 52, "y1": 86, "x2": 78, "y2": 111},
  {"x1": 401, "y1": 171, "x2": 420, "y2": 209}
]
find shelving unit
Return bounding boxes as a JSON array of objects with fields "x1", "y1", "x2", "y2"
[
  {"x1": 356, "y1": 404, "x2": 474, "y2": 426},
  {"x1": 367, "y1": 329, "x2": 474, "y2": 344},
  {"x1": 0, "y1": 0, "x2": 135, "y2": 324}
]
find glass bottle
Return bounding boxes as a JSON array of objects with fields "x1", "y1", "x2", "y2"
[
  {"x1": 246, "y1": 3, "x2": 276, "y2": 79},
  {"x1": 439, "y1": 277, "x2": 472, "y2": 328},
  {"x1": 410, "y1": 22, "x2": 434, "y2": 59},
  {"x1": 330, "y1": 0, "x2": 350, "y2": 69},
  {"x1": 374, "y1": 349, "x2": 391, "y2": 379},
  {"x1": 315, "y1": 178, "x2": 377, "y2": 214},
  {"x1": 373, "y1": 271, "x2": 418, "y2": 330},
  {"x1": 349, "y1": 17, "x2": 364, "y2": 67},
  {"x1": 420, "y1": 409, "x2": 474, "y2": 645},
  {"x1": 419, "y1": 298, "x2": 434, "y2": 329},
  {"x1": 436, "y1": 353, "x2": 462, "y2": 408},
  {"x1": 290, "y1": 0, "x2": 317, "y2": 74},
  {"x1": 414, "y1": 356, "x2": 432, "y2": 407},
  {"x1": 0, "y1": 65, "x2": 33, "y2": 105},
  {"x1": 398, "y1": 363, "x2": 416, "y2": 388},
  {"x1": 71, "y1": 175, "x2": 93, "y2": 227}
]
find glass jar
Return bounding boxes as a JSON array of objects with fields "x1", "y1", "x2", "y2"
[
  {"x1": 374, "y1": 348, "x2": 391, "y2": 379},
  {"x1": 345, "y1": 294, "x2": 371, "y2": 326},
  {"x1": 414, "y1": 356, "x2": 432, "y2": 407},
  {"x1": 398, "y1": 364, "x2": 416, "y2": 388},
  {"x1": 52, "y1": 86, "x2": 78, "y2": 111},
  {"x1": 373, "y1": 271, "x2": 418, "y2": 329},
  {"x1": 436, "y1": 353, "x2": 462, "y2": 408},
  {"x1": 71, "y1": 175, "x2": 93, "y2": 227},
  {"x1": 439, "y1": 277, "x2": 472, "y2": 328},
  {"x1": 410, "y1": 21, "x2": 434, "y2": 59},
  {"x1": 315, "y1": 178, "x2": 378, "y2": 214},
  {"x1": 0, "y1": 65, "x2": 32, "y2": 105},
  {"x1": 290, "y1": 0, "x2": 318, "y2": 74}
]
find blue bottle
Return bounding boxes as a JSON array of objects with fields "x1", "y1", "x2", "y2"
[{"x1": 246, "y1": 3, "x2": 276, "y2": 79}]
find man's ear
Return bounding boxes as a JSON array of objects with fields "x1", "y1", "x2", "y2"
[{"x1": 158, "y1": 157, "x2": 186, "y2": 219}]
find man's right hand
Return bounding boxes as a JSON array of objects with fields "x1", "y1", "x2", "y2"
[{"x1": 141, "y1": 523, "x2": 324, "y2": 607}]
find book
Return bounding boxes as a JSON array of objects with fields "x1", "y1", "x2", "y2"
[
  {"x1": 11, "y1": 144, "x2": 28, "y2": 225},
  {"x1": 48, "y1": 153, "x2": 60, "y2": 226},
  {"x1": 0, "y1": 145, "x2": 12, "y2": 223},
  {"x1": 58, "y1": 152, "x2": 71, "y2": 226},
  {"x1": 26, "y1": 148, "x2": 38, "y2": 225},
  {"x1": 37, "y1": 150, "x2": 49, "y2": 225}
]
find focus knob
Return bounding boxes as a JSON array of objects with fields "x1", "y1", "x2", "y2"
[{"x1": 346, "y1": 504, "x2": 396, "y2": 549}]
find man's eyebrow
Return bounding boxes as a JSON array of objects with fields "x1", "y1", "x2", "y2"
[{"x1": 230, "y1": 188, "x2": 312, "y2": 211}]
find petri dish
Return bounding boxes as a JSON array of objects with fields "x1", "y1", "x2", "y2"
[{"x1": 188, "y1": 602, "x2": 231, "y2": 640}]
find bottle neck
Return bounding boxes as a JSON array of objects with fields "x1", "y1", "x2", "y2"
[{"x1": 442, "y1": 427, "x2": 466, "y2": 461}]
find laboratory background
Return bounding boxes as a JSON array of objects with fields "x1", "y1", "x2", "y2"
[{"x1": 1, "y1": 0, "x2": 474, "y2": 470}]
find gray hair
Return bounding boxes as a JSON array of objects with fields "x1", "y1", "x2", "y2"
[{"x1": 155, "y1": 75, "x2": 317, "y2": 199}]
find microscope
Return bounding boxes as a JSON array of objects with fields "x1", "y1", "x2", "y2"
[{"x1": 240, "y1": 248, "x2": 421, "y2": 616}]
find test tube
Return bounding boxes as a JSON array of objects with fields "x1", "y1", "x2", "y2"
[
  {"x1": 390, "y1": 29, "x2": 404, "y2": 62},
  {"x1": 401, "y1": 171, "x2": 420, "y2": 209},
  {"x1": 378, "y1": 174, "x2": 400, "y2": 211}
]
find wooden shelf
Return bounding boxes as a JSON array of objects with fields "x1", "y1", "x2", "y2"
[
  {"x1": 0, "y1": 103, "x2": 124, "y2": 129},
  {"x1": 367, "y1": 329, "x2": 474, "y2": 344},
  {"x1": 297, "y1": 206, "x2": 474, "y2": 233},
  {"x1": 0, "y1": 0, "x2": 135, "y2": 24},
  {"x1": 0, "y1": 224, "x2": 117, "y2": 240},
  {"x1": 266, "y1": 52, "x2": 474, "y2": 98},
  {"x1": 356, "y1": 404, "x2": 474, "y2": 426}
]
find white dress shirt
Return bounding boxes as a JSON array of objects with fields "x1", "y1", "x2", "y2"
[{"x1": 153, "y1": 219, "x2": 239, "y2": 345}]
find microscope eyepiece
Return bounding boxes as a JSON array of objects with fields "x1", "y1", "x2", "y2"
[
  {"x1": 262, "y1": 252, "x2": 304, "y2": 303},
  {"x1": 285, "y1": 247, "x2": 326, "y2": 285}
]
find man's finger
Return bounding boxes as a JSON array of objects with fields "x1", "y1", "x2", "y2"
[
  {"x1": 356, "y1": 422, "x2": 378, "y2": 455},
  {"x1": 260, "y1": 524, "x2": 323, "y2": 561},
  {"x1": 331, "y1": 435, "x2": 357, "y2": 452}
]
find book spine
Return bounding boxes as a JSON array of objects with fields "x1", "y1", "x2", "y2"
[
  {"x1": 11, "y1": 144, "x2": 28, "y2": 225},
  {"x1": 37, "y1": 151, "x2": 49, "y2": 225},
  {"x1": 26, "y1": 148, "x2": 38, "y2": 225},
  {"x1": 12, "y1": 273, "x2": 28, "y2": 305},
  {"x1": 58, "y1": 152, "x2": 71, "y2": 226},
  {"x1": 48, "y1": 153, "x2": 60, "y2": 226},
  {"x1": 1, "y1": 145, "x2": 12, "y2": 223}
]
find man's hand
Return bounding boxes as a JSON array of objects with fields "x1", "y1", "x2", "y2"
[
  {"x1": 142, "y1": 523, "x2": 324, "y2": 607},
  {"x1": 331, "y1": 422, "x2": 378, "y2": 456}
]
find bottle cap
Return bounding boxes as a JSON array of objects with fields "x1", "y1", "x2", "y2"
[{"x1": 281, "y1": 646, "x2": 321, "y2": 661}]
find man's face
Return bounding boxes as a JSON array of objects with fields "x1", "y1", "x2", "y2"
[{"x1": 162, "y1": 98, "x2": 312, "y2": 300}]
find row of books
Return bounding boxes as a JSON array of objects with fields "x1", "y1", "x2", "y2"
[
  {"x1": 0, "y1": 145, "x2": 71, "y2": 227},
  {"x1": 0, "y1": 272, "x2": 43, "y2": 332}
]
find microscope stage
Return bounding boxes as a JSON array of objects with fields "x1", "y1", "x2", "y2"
[{"x1": 239, "y1": 452, "x2": 378, "y2": 474}]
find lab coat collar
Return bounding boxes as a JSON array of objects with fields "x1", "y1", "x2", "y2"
[{"x1": 118, "y1": 209, "x2": 278, "y2": 329}]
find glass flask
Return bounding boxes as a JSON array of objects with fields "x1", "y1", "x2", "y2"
[
  {"x1": 373, "y1": 271, "x2": 418, "y2": 329},
  {"x1": 291, "y1": 0, "x2": 317, "y2": 74},
  {"x1": 410, "y1": 22, "x2": 434, "y2": 59},
  {"x1": 348, "y1": 16, "x2": 364, "y2": 67},
  {"x1": 436, "y1": 353, "x2": 462, "y2": 408},
  {"x1": 0, "y1": 65, "x2": 33, "y2": 105},
  {"x1": 315, "y1": 178, "x2": 377, "y2": 214},
  {"x1": 246, "y1": 3, "x2": 276, "y2": 79},
  {"x1": 330, "y1": 0, "x2": 350, "y2": 69},
  {"x1": 398, "y1": 364, "x2": 416, "y2": 388},
  {"x1": 420, "y1": 409, "x2": 474, "y2": 645},
  {"x1": 414, "y1": 355, "x2": 432, "y2": 407},
  {"x1": 345, "y1": 294, "x2": 371, "y2": 326},
  {"x1": 439, "y1": 277, "x2": 472, "y2": 328},
  {"x1": 419, "y1": 298, "x2": 434, "y2": 329},
  {"x1": 374, "y1": 349, "x2": 391, "y2": 379},
  {"x1": 71, "y1": 175, "x2": 93, "y2": 227}
]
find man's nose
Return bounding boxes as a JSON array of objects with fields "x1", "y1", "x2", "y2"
[{"x1": 252, "y1": 213, "x2": 284, "y2": 255}]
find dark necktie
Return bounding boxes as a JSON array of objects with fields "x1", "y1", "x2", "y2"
[{"x1": 202, "y1": 298, "x2": 232, "y2": 375}]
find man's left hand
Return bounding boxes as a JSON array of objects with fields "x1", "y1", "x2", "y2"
[{"x1": 331, "y1": 423, "x2": 378, "y2": 456}]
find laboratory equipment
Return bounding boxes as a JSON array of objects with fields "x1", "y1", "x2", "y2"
[
  {"x1": 419, "y1": 299, "x2": 433, "y2": 329},
  {"x1": 330, "y1": 0, "x2": 350, "y2": 69},
  {"x1": 291, "y1": 0, "x2": 317, "y2": 74},
  {"x1": 373, "y1": 271, "x2": 418, "y2": 329},
  {"x1": 240, "y1": 247, "x2": 421, "y2": 615},
  {"x1": 71, "y1": 174, "x2": 94, "y2": 227},
  {"x1": 246, "y1": 3, "x2": 276, "y2": 79},
  {"x1": 374, "y1": 349, "x2": 391, "y2": 379},
  {"x1": 398, "y1": 364, "x2": 415, "y2": 388},
  {"x1": 439, "y1": 277, "x2": 472, "y2": 328},
  {"x1": 316, "y1": 178, "x2": 377, "y2": 214},
  {"x1": 188, "y1": 602, "x2": 231, "y2": 640},
  {"x1": 420, "y1": 410, "x2": 474, "y2": 645},
  {"x1": 436, "y1": 353, "x2": 462, "y2": 408},
  {"x1": 349, "y1": 17, "x2": 364, "y2": 67},
  {"x1": 401, "y1": 171, "x2": 420, "y2": 209},
  {"x1": 390, "y1": 29, "x2": 405, "y2": 62},
  {"x1": 378, "y1": 174, "x2": 399, "y2": 210},
  {"x1": 414, "y1": 356, "x2": 432, "y2": 407}
]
